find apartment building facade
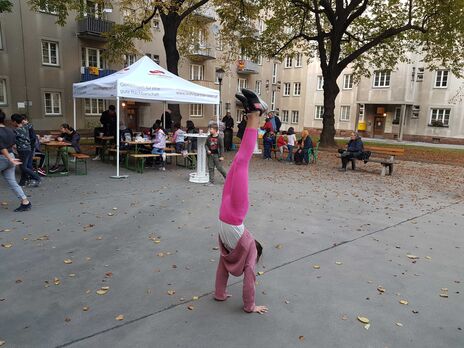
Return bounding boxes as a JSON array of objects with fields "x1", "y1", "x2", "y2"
[{"x1": 1, "y1": 1, "x2": 463, "y2": 144}]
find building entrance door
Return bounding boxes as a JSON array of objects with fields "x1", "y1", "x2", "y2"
[
  {"x1": 373, "y1": 116, "x2": 386, "y2": 138},
  {"x1": 126, "y1": 105, "x2": 138, "y2": 130}
]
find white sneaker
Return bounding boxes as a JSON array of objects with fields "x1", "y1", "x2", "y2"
[
  {"x1": 69, "y1": 158, "x2": 76, "y2": 163},
  {"x1": 159, "y1": 167, "x2": 166, "y2": 171},
  {"x1": 92, "y1": 155, "x2": 101, "y2": 161}
]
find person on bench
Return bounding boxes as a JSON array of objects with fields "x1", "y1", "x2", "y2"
[
  {"x1": 338, "y1": 132, "x2": 364, "y2": 172},
  {"x1": 151, "y1": 122, "x2": 167, "y2": 171}
]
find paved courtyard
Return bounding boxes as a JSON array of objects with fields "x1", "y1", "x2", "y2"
[{"x1": 1, "y1": 152, "x2": 463, "y2": 348}]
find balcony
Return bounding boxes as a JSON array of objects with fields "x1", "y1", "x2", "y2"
[
  {"x1": 187, "y1": 46, "x2": 216, "y2": 62},
  {"x1": 77, "y1": 17, "x2": 114, "y2": 41},
  {"x1": 237, "y1": 60, "x2": 260, "y2": 75},
  {"x1": 80, "y1": 67, "x2": 116, "y2": 82},
  {"x1": 191, "y1": 80, "x2": 219, "y2": 90}
]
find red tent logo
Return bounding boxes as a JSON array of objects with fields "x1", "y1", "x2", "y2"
[{"x1": 149, "y1": 70, "x2": 165, "y2": 75}]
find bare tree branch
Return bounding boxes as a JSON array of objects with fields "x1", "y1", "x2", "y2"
[
  {"x1": 180, "y1": 0, "x2": 211, "y2": 20},
  {"x1": 133, "y1": 8, "x2": 159, "y2": 32}
]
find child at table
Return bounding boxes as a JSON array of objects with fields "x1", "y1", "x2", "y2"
[
  {"x1": 214, "y1": 88, "x2": 268, "y2": 314},
  {"x1": 172, "y1": 123, "x2": 185, "y2": 153},
  {"x1": 50, "y1": 124, "x2": 81, "y2": 173},
  {"x1": 151, "y1": 123, "x2": 167, "y2": 171}
]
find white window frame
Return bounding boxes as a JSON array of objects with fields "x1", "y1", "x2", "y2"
[
  {"x1": 190, "y1": 64, "x2": 204, "y2": 80},
  {"x1": 42, "y1": 40, "x2": 59, "y2": 66},
  {"x1": 125, "y1": 54, "x2": 136, "y2": 67},
  {"x1": 315, "y1": 105, "x2": 324, "y2": 120},
  {"x1": 153, "y1": 18, "x2": 161, "y2": 31},
  {"x1": 434, "y1": 70, "x2": 449, "y2": 88},
  {"x1": 82, "y1": 47, "x2": 105, "y2": 69},
  {"x1": 84, "y1": 98, "x2": 105, "y2": 115},
  {"x1": 316, "y1": 75, "x2": 323, "y2": 90},
  {"x1": 0, "y1": 79, "x2": 7, "y2": 105},
  {"x1": 271, "y1": 90, "x2": 276, "y2": 110},
  {"x1": 359, "y1": 104, "x2": 365, "y2": 121},
  {"x1": 291, "y1": 110, "x2": 299, "y2": 124},
  {"x1": 343, "y1": 74, "x2": 353, "y2": 90},
  {"x1": 295, "y1": 53, "x2": 302, "y2": 67},
  {"x1": 284, "y1": 56, "x2": 292, "y2": 68},
  {"x1": 255, "y1": 80, "x2": 262, "y2": 95},
  {"x1": 282, "y1": 110, "x2": 289, "y2": 123},
  {"x1": 416, "y1": 68, "x2": 424, "y2": 82},
  {"x1": 430, "y1": 108, "x2": 450, "y2": 126},
  {"x1": 236, "y1": 109, "x2": 244, "y2": 122},
  {"x1": 190, "y1": 104, "x2": 203, "y2": 117},
  {"x1": 293, "y1": 82, "x2": 301, "y2": 96},
  {"x1": 44, "y1": 92, "x2": 62, "y2": 116},
  {"x1": 237, "y1": 78, "x2": 248, "y2": 92},
  {"x1": 272, "y1": 63, "x2": 278, "y2": 84},
  {"x1": 257, "y1": 55, "x2": 263, "y2": 66},
  {"x1": 340, "y1": 106, "x2": 350, "y2": 121},
  {"x1": 283, "y1": 83, "x2": 291, "y2": 96},
  {"x1": 411, "y1": 105, "x2": 420, "y2": 119},
  {"x1": 215, "y1": 34, "x2": 223, "y2": 51},
  {"x1": 373, "y1": 70, "x2": 391, "y2": 88}
]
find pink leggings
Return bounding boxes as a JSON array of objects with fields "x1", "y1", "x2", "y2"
[{"x1": 219, "y1": 128, "x2": 257, "y2": 225}]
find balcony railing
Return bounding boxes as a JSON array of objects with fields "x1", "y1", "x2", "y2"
[
  {"x1": 77, "y1": 17, "x2": 114, "y2": 40},
  {"x1": 187, "y1": 46, "x2": 216, "y2": 61},
  {"x1": 190, "y1": 80, "x2": 219, "y2": 90},
  {"x1": 80, "y1": 67, "x2": 116, "y2": 82},
  {"x1": 237, "y1": 60, "x2": 260, "y2": 74}
]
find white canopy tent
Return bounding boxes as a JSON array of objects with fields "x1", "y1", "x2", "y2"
[{"x1": 72, "y1": 56, "x2": 220, "y2": 178}]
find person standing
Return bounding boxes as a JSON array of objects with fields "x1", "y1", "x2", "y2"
[
  {"x1": 161, "y1": 109, "x2": 172, "y2": 132},
  {"x1": 0, "y1": 110, "x2": 32, "y2": 212},
  {"x1": 11, "y1": 114, "x2": 41, "y2": 187},
  {"x1": 222, "y1": 112, "x2": 234, "y2": 151},
  {"x1": 205, "y1": 123, "x2": 227, "y2": 186},
  {"x1": 286, "y1": 127, "x2": 296, "y2": 162},
  {"x1": 237, "y1": 114, "x2": 247, "y2": 141},
  {"x1": 100, "y1": 105, "x2": 116, "y2": 137}
]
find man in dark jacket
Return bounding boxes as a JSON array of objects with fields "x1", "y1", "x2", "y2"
[
  {"x1": 222, "y1": 112, "x2": 234, "y2": 151},
  {"x1": 339, "y1": 132, "x2": 364, "y2": 171},
  {"x1": 100, "y1": 105, "x2": 116, "y2": 137}
]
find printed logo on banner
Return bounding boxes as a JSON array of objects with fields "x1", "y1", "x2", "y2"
[{"x1": 149, "y1": 70, "x2": 165, "y2": 75}]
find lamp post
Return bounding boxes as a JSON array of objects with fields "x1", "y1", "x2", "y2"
[{"x1": 216, "y1": 68, "x2": 225, "y2": 118}]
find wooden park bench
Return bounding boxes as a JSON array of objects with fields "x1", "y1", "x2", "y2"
[
  {"x1": 69, "y1": 153, "x2": 90, "y2": 175},
  {"x1": 341, "y1": 146, "x2": 405, "y2": 176}
]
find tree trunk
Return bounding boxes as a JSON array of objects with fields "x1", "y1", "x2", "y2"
[
  {"x1": 319, "y1": 76, "x2": 340, "y2": 147},
  {"x1": 162, "y1": 13, "x2": 181, "y2": 124}
]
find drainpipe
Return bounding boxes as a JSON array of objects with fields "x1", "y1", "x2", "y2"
[{"x1": 18, "y1": 0, "x2": 30, "y2": 116}]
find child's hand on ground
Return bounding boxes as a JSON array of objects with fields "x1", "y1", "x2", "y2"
[{"x1": 253, "y1": 305, "x2": 268, "y2": 314}]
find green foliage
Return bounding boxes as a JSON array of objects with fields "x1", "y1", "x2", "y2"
[{"x1": 0, "y1": 0, "x2": 13, "y2": 13}]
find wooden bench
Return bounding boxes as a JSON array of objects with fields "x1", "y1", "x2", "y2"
[
  {"x1": 128, "y1": 153, "x2": 197, "y2": 173},
  {"x1": 341, "y1": 146, "x2": 405, "y2": 176},
  {"x1": 70, "y1": 153, "x2": 90, "y2": 175}
]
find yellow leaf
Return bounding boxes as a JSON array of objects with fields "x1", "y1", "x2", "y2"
[
  {"x1": 275, "y1": 244, "x2": 283, "y2": 249},
  {"x1": 313, "y1": 265, "x2": 320, "y2": 269},
  {"x1": 441, "y1": 288, "x2": 448, "y2": 292},
  {"x1": 377, "y1": 286, "x2": 386, "y2": 293},
  {"x1": 425, "y1": 256, "x2": 432, "y2": 260},
  {"x1": 192, "y1": 296, "x2": 199, "y2": 300},
  {"x1": 167, "y1": 290, "x2": 175, "y2": 295},
  {"x1": 82, "y1": 306, "x2": 89, "y2": 311},
  {"x1": 96, "y1": 287, "x2": 109, "y2": 295},
  {"x1": 335, "y1": 261, "x2": 343, "y2": 265},
  {"x1": 187, "y1": 305, "x2": 194, "y2": 310},
  {"x1": 1, "y1": 243, "x2": 12, "y2": 248},
  {"x1": 115, "y1": 314, "x2": 124, "y2": 321},
  {"x1": 257, "y1": 271, "x2": 264, "y2": 275},
  {"x1": 439, "y1": 293, "x2": 448, "y2": 298},
  {"x1": 63, "y1": 259, "x2": 73, "y2": 264},
  {"x1": 54, "y1": 277, "x2": 61, "y2": 285},
  {"x1": 396, "y1": 322, "x2": 403, "y2": 327},
  {"x1": 406, "y1": 254, "x2": 419, "y2": 260},
  {"x1": 154, "y1": 240, "x2": 161, "y2": 244},
  {"x1": 157, "y1": 252, "x2": 165, "y2": 257},
  {"x1": 399, "y1": 300, "x2": 408, "y2": 305},
  {"x1": 357, "y1": 316, "x2": 370, "y2": 324}
]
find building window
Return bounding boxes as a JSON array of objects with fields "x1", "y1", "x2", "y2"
[
  {"x1": 282, "y1": 110, "x2": 289, "y2": 123},
  {"x1": 190, "y1": 104, "x2": 203, "y2": 117},
  {"x1": 190, "y1": 64, "x2": 204, "y2": 80},
  {"x1": 44, "y1": 92, "x2": 62, "y2": 115},
  {"x1": 373, "y1": 70, "x2": 391, "y2": 88},
  {"x1": 145, "y1": 53, "x2": 160, "y2": 64},
  {"x1": 435, "y1": 70, "x2": 449, "y2": 88},
  {"x1": 82, "y1": 47, "x2": 105, "y2": 68},
  {"x1": 411, "y1": 105, "x2": 420, "y2": 119},
  {"x1": 272, "y1": 63, "x2": 278, "y2": 84},
  {"x1": 316, "y1": 75, "x2": 323, "y2": 90},
  {"x1": 125, "y1": 54, "x2": 136, "y2": 67},
  {"x1": 237, "y1": 78, "x2": 248, "y2": 91},
  {"x1": 284, "y1": 56, "x2": 292, "y2": 68},
  {"x1": 42, "y1": 40, "x2": 59, "y2": 66},
  {"x1": 255, "y1": 80, "x2": 262, "y2": 95},
  {"x1": 295, "y1": 53, "x2": 302, "y2": 67},
  {"x1": 393, "y1": 107, "x2": 401, "y2": 124},
  {"x1": 416, "y1": 68, "x2": 424, "y2": 82},
  {"x1": 236, "y1": 109, "x2": 244, "y2": 122},
  {"x1": 315, "y1": 105, "x2": 324, "y2": 120},
  {"x1": 430, "y1": 108, "x2": 450, "y2": 126},
  {"x1": 195, "y1": 29, "x2": 207, "y2": 48},
  {"x1": 257, "y1": 55, "x2": 263, "y2": 66},
  {"x1": 359, "y1": 104, "x2": 365, "y2": 121},
  {"x1": 0, "y1": 79, "x2": 7, "y2": 105},
  {"x1": 293, "y1": 82, "x2": 301, "y2": 96},
  {"x1": 271, "y1": 90, "x2": 276, "y2": 110},
  {"x1": 291, "y1": 110, "x2": 299, "y2": 124},
  {"x1": 215, "y1": 34, "x2": 223, "y2": 51},
  {"x1": 153, "y1": 18, "x2": 161, "y2": 31},
  {"x1": 343, "y1": 74, "x2": 353, "y2": 89},
  {"x1": 84, "y1": 98, "x2": 105, "y2": 115},
  {"x1": 340, "y1": 106, "x2": 350, "y2": 121},
  {"x1": 283, "y1": 83, "x2": 291, "y2": 96}
]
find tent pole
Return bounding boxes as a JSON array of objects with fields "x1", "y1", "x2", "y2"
[
  {"x1": 111, "y1": 97, "x2": 128, "y2": 179},
  {"x1": 216, "y1": 103, "x2": 220, "y2": 128},
  {"x1": 73, "y1": 98, "x2": 76, "y2": 130},
  {"x1": 163, "y1": 102, "x2": 166, "y2": 130}
]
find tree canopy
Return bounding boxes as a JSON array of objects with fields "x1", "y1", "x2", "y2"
[{"x1": 0, "y1": 0, "x2": 12, "y2": 13}]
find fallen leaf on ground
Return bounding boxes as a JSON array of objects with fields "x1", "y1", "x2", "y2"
[
  {"x1": 357, "y1": 316, "x2": 370, "y2": 324},
  {"x1": 82, "y1": 306, "x2": 89, "y2": 311},
  {"x1": 63, "y1": 259, "x2": 73, "y2": 264},
  {"x1": 275, "y1": 244, "x2": 283, "y2": 249},
  {"x1": 425, "y1": 256, "x2": 432, "y2": 260},
  {"x1": 64, "y1": 317, "x2": 71, "y2": 322},
  {"x1": 54, "y1": 277, "x2": 61, "y2": 285},
  {"x1": 257, "y1": 271, "x2": 264, "y2": 275},
  {"x1": 341, "y1": 314, "x2": 348, "y2": 320},
  {"x1": 187, "y1": 305, "x2": 194, "y2": 310},
  {"x1": 167, "y1": 290, "x2": 176, "y2": 295},
  {"x1": 364, "y1": 324, "x2": 370, "y2": 330},
  {"x1": 68, "y1": 273, "x2": 76, "y2": 277},
  {"x1": 0, "y1": 340, "x2": 5, "y2": 346},
  {"x1": 115, "y1": 314, "x2": 124, "y2": 321},
  {"x1": 377, "y1": 286, "x2": 386, "y2": 293},
  {"x1": 192, "y1": 296, "x2": 199, "y2": 300},
  {"x1": 96, "y1": 287, "x2": 109, "y2": 295},
  {"x1": 407, "y1": 254, "x2": 419, "y2": 260},
  {"x1": 396, "y1": 322, "x2": 404, "y2": 327},
  {"x1": 335, "y1": 261, "x2": 343, "y2": 265},
  {"x1": 154, "y1": 240, "x2": 161, "y2": 244},
  {"x1": 313, "y1": 265, "x2": 320, "y2": 269},
  {"x1": 399, "y1": 300, "x2": 408, "y2": 305},
  {"x1": 299, "y1": 336, "x2": 305, "y2": 341},
  {"x1": 107, "y1": 213, "x2": 114, "y2": 216},
  {"x1": 439, "y1": 293, "x2": 448, "y2": 298},
  {"x1": 1, "y1": 243, "x2": 12, "y2": 248},
  {"x1": 441, "y1": 288, "x2": 448, "y2": 291}
]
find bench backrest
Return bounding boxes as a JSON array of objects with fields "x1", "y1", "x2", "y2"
[{"x1": 365, "y1": 146, "x2": 405, "y2": 156}]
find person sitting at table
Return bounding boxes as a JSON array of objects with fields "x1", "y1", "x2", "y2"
[
  {"x1": 172, "y1": 123, "x2": 185, "y2": 153},
  {"x1": 151, "y1": 123, "x2": 167, "y2": 171},
  {"x1": 50, "y1": 124, "x2": 81, "y2": 173},
  {"x1": 186, "y1": 120, "x2": 199, "y2": 152}
]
